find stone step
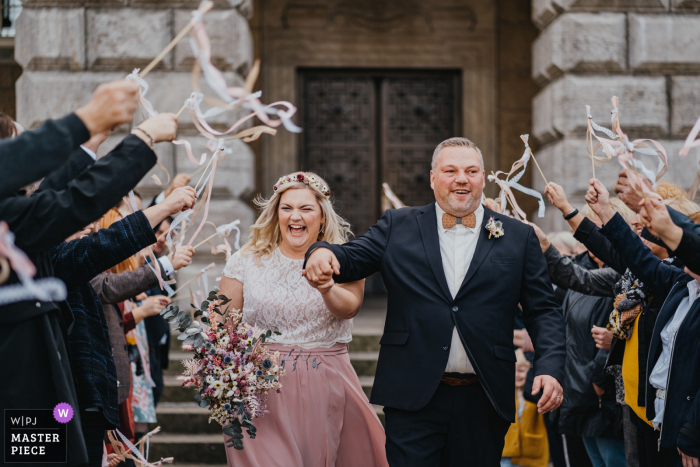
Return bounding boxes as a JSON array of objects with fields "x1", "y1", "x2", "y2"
[
  {"x1": 347, "y1": 332, "x2": 381, "y2": 352},
  {"x1": 166, "y1": 350, "x2": 380, "y2": 377},
  {"x1": 147, "y1": 434, "x2": 227, "y2": 464},
  {"x1": 348, "y1": 351, "x2": 379, "y2": 377},
  {"x1": 152, "y1": 402, "x2": 221, "y2": 434}
]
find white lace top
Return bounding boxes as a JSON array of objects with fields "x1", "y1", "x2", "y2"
[{"x1": 222, "y1": 248, "x2": 353, "y2": 349}]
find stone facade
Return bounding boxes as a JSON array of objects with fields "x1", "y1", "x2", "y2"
[
  {"x1": 531, "y1": 3, "x2": 700, "y2": 232},
  {"x1": 14, "y1": 0, "x2": 255, "y2": 294}
]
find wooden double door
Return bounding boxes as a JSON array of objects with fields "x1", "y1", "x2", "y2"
[{"x1": 300, "y1": 70, "x2": 460, "y2": 291}]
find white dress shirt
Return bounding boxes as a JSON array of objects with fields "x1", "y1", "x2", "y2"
[
  {"x1": 435, "y1": 202, "x2": 484, "y2": 374},
  {"x1": 650, "y1": 279, "x2": 700, "y2": 428}
]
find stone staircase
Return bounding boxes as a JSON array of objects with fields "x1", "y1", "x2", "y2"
[{"x1": 147, "y1": 295, "x2": 387, "y2": 464}]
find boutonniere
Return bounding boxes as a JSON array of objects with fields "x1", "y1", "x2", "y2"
[{"x1": 485, "y1": 216, "x2": 504, "y2": 239}]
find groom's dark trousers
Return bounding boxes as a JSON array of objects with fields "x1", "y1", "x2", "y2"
[{"x1": 306, "y1": 203, "x2": 566, "y2": 466}]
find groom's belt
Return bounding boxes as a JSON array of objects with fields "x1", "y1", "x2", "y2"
[{"x1": 441, "y1": 373, "x2": 479, "y2": 386}]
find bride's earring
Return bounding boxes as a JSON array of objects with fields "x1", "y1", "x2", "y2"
[{"x1": 319, "y1": 224, "x2": 324, "y2": 235}]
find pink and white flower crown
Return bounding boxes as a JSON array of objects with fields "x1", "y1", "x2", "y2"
[{"x1": 273, "y1": 172, "x2": 331, "y2": 199}]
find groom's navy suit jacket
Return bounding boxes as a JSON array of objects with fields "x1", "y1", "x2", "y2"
[{"x1": 308, "y1": 203, "x2": 566, "y2": 422}]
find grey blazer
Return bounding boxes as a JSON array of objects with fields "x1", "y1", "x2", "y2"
[{"x1": 90, "y1": 264, "x2": 162, "y2": 404}]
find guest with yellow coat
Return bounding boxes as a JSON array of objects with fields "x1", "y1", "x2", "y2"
[{"x1": 501, "y1": 349, "x2": 549, "y2": 467}]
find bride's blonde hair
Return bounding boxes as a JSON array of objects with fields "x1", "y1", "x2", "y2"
[{"x1": 241, "y1": 171, "x2": 352, "y2": 260}]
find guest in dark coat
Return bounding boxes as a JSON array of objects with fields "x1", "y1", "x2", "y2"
[
  {"x1": 0, "y1": 80, "x2": 138, "y2": 198},
  {"x1": 0, "y1": 112, "x2": 177, "y2": 466},
  {"x1": 587, "y1": 180, "x2": 700, "y2": 467},
  {"x1": 52, "y1": 212, "x2": 158, "y2": 466}
]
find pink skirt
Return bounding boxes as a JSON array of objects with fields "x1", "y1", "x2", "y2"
[{"x1": 225, "y1": 343, "x2": 388, "y2": 467}]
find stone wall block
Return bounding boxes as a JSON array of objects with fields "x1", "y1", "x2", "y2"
[
  {"x1": 567, "y1": 0, "x2": 668, "y2": 9},
  {"x1": 15, "y1": 8, "x2": 85, "y2": 71},
  {"x1": 131, "y1": 71, "x2": 249, "y2": 131},
  {"x1": 672, "y1": 76, "x2": 700, "y2": 137},
  {"x1": 673, "y1": 0, "x2": 700, "y2": 10},
  {"x1": 16, "y1": 71, "x2": 123, "y2": 129},
  {"x1": 174, "y1": 138, "x2": 254, "y2": 197},
  {"x1": 532, "y1": 0, "x2": 567, "y2": 30},
  {"x1": 532, "y1": 13, "x2": 626, "y2": 85},
  {"x1": 630, "y1": 15, "x2": 700, "y2": 72},
  {"x1": 22, "y1": 0, "x2": 127, "y2": 6},
  {"x1": 532, "y1": 85, "x2": 560, "y2": 144},
  {"x1": 549, "y1": 75, "x2": 668, "y2": 139},
  {"x1": 173, "y1": 9, "x2": 253, "y2": 74},
  {"x1": 86, "y1": 9, "x2": 171, "y2": 71}
]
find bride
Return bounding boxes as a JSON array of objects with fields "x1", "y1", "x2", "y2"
[{"x1": 219, "y1": 171, "x2": 388, "y2": 466}]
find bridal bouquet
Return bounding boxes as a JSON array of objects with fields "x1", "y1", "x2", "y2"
[{"x1": 161, "y1": 289, "x2": 284, "y2": 450}]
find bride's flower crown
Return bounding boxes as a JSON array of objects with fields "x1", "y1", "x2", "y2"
[{"x1": 273, "y1": 172, "x2": 331, "y2": 199}]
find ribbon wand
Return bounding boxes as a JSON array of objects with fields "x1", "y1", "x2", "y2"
[
  {"x1": 138, "y1": 0, "x2": 214, "y2": 79},
  {"x1": 519, "y1": 135, "x2": 548, "y2": 186}
]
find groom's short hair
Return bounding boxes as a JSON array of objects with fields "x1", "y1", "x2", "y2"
[{"x1": 432, "y1": 137, "x2": 484, "y2": 170}]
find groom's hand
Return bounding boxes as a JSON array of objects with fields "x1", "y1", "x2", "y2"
[
  {"x1": 303, "y1": 247, "x2": 340, "y2": 287},
  {"x1": 532, "y1": 375, "x2": 563, "y2": 413}
]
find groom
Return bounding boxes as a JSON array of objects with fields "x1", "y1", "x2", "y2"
[{"x1": 304, "y1": 137, "x2": 566, "y2": 466}]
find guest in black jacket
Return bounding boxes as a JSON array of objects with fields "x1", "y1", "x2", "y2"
[
  {"x1": 0, "y1": 112, "x2": 177, "y2": 466},
  {"x1": 0, "y1": 80, "x2": 138, "y2": 198},
  {"x1": 587, "y1": 179, "x2": 700, "y2": 467},
  {"x1": 53, "y1": 188, "x2": 194, "y2": 466}
]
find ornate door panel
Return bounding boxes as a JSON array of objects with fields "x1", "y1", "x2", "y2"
[
  {"x1": 301, "y1": 76, "x2": 377, "y2": 236},
  {"x1": 381, "y1": 77, "x2": 458, "y2": 208},
  {"x1": 301, "y1": 71, "x2": 459, "y2": 292}
]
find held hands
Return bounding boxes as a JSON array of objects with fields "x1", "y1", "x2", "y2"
[
  {"x1": 132, "y1": 113, "x2": 179, "y2": 146},
  {"x1": 591, "y1": 325, "x2": 613, "y2": 350},
  {"x1": 170, "y1": 246, "x2": 195, "y2": 270},
  {"x1": 164, "y1": 173, "x2": 192, "y2": 198},
  {"x1": 163, "y1": 186, "x2": 197, "y2": 215},
  {"x1": 302, "y1": 248, "x2": 340, "y2": 288},
  {"x1": 75, "y1": 80, "x2": 139, "y2": 136},
  {"x1": 532, "y1": 375, "x2": 564, "y2": 413}
]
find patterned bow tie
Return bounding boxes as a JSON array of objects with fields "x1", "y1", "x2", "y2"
[{"x1": 442, "y1": 212, "x2": 477, "y2": 229}]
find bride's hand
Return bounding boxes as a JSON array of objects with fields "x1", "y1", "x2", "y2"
[{"x1": 316, "y1": 278, "x2": 335, "y2": 294}]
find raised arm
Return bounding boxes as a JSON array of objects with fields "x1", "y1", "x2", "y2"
[
  {"x1": 587, "y1": 180, "x2": 685, "y2": 295},
  {"x1": 543, "y1": 244, "x2": 619, "y2": 297},
  {"x1": 0, "y1": 114, "x2": 90, "y2": 197},
  {"x1": 0, "y1": 81, "x2": 139, "y2": 198},
  {"x1": 304, "y1": 209, "x2": 392, "y2": 285},
  {"x1": 90, "y1": 264, "x2": 162, "y2": 305},
  {"x1": 530, "y1": 221, "x2": 619, "y2": 296},
  {"x1": 1, "y1": 114, "x2": 179, "y2": 253},
  {"x1": 544, "y1": 182, "x2": 627, "y2": 274},
  {"x1": 50, "y1": 211, "x2": 157, "y2": 288}
]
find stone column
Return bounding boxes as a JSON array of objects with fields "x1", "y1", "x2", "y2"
[
  {"x1": 14, "y1": 0, "x2": 256, "y2": 294},
  {"x1": 531, "y1": 0, "x2": 700, "y2": 232}
]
